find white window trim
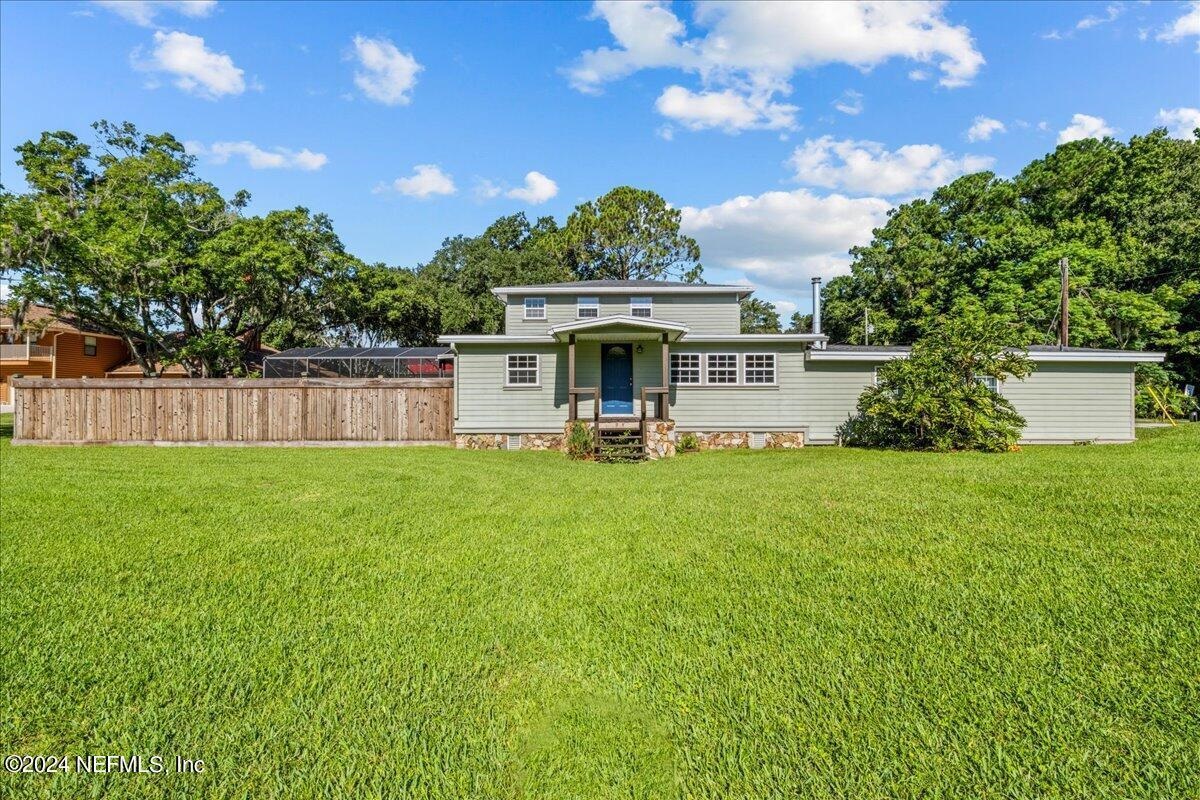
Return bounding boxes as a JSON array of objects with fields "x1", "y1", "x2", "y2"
[
  {"x1": 976, "y1": 375, "x2": 1001, "y2": 393},
  {"x1": 505, "y1": 353, "x2": 541, "y2": 388},
  {"x1": 630, "y1": 296, "x2": 653, "y2": 318},
  {"x1": 669, "y1": 352, "x2": 702, "y2": 385},
  {"x1": 704, "y1": 352, "x2": 740, "y2": 385},
  {"x1": 576, "y1": 296, "x2": 600, "y2": 319},
  {"x1": 742, "y1": 352, "x2": 778, "y2": 386},
  {"x1": 523, "y1": 297, "x2": 546, "y2": 321}
]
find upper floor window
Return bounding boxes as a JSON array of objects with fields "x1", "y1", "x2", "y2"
[
  {"x1": 523, "y1": 297, "x2": 546, "y2": 320},
  {"x1": 670, "y1": 353, "x2": 701, "y2": 385},
  {"x1": 83, "y1": 336, "x2": 98, "y2": 357},
  {"x1": 630, "y1": 296, "x2": 653, "y2": 318},
  {"x1": 706, "y1": 353, "x2": 738, "y2": 384},
  {"x1": 577, "y1": 297, "x2": 599, "y2": 319},
  {"x1": 743, "y1": 354, "x2": 776, "y2": 385}
]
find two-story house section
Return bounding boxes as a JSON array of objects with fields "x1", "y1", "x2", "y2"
[{"x1": 438, "y1": 279, "x2": 826, "y2": 452}]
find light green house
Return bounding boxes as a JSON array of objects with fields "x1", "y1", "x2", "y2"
[{"x1": 438, "y1": 280, "x2": 1164, "y2": 456}]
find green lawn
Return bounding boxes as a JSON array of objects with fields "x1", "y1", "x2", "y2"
[{"x1": 2, "y1": 422, "x2": 1198, "y2": 799}]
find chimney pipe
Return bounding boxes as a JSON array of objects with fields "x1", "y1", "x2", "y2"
[{"x1": 811, "y1": 277, "x2": 823, "y2": 348}]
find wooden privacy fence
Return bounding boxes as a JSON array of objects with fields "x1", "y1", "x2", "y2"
[{"x1": 10, "y1": 378, "x2": 453, "y2": 445}]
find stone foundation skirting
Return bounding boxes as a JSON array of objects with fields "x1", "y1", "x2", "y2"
[
  {"x1": 644, "y1": 419, "x2": 676, "y2": 460},
  {"x1": 455, "y1": 433, "x2": 505, "y2": 450},
  {"x1": 684, "y1": 430, "x2": 805, "y2": 450},
  {"x1": 455, "y1": 432, "x2": 566, "y2": 451},
  {"x1": 457, "y1": 425, "x2": 800, "y2": 455}
]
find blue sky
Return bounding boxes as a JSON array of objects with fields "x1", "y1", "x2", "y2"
[{"x1": 2, "y1": 1, "x2": 1198, "y2": 318}]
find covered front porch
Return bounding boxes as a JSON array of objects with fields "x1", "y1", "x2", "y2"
[{"x1": 553, "y1": 315, "x2": 686, "y2": 425}]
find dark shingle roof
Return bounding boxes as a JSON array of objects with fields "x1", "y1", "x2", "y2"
[
  {"x1": 822, "y1": 344, "x2": 1157, "y2": 356},
  {"x1": 268, "y1": 346, "x2": 452, "y2": 359},
  {"x1": 512, "y1": 279, "x2": 744, "y2": 289}
]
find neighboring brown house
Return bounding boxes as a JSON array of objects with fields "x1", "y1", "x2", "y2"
[
  {"x1": 1, "y1": 305, "x2": 280, "y2": 405},
  {"x1": 1, "y1": 305, "x2": 130, "y2": 405}
]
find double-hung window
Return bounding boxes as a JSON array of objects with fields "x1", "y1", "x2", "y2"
[
  {"x1": 670, "y1": 353, "x2": 701, "y2": 385},
  {"x1": 523, "y1": 297, "x2": 546, "y2": 320},
  {"x1": 83, "y1": 336, "x2": 98, "y2": 357},
  {"x1": 506, "y1": 354, "x2": 539, "y2": 387},
  {"x1": 706, "y1": 353, "x2": 738, "y2": 384},
  {"x1": 630, "y1": 296, "x2": 653, "y2": 318},
  {"x1": 975, "y1": 375, "x2": 999, "y2": 392},
  {"x1": 577, "y1": 297, "x2": 599, "y2": 318},
  {"x1": 743, "y1": 354, "x2": 776, "y2": 385}
]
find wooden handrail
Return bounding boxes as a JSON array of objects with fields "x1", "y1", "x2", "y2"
[
  {"x1": 640, "y1": 386, "x2": 670, "y2": 422},
  {"x1": 568, "y1": 386, "x2": 598, "y2": 422}
]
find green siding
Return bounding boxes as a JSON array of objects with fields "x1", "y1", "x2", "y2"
[
  {"x1": 800, "y1": 358, "x2": 1138, "y2": 444},
  {"x1": 504, "y1": 293, "x2": 741, "y2": 335},
  {"x1": 1002, "y1": 362, "x2": 1135, "y2": 442},
  {"x1": 669, "y1": 343, "x2": 813, "y2": 431},
  {"x1": 452, "y1": 344, "x2": 566, "y2": 433},
  {"x1": 453, "y1": 341, "x2": 1139, "y2": 443}
]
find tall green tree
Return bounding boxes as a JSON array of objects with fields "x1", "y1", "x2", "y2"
[
  {"x1": 417, "y1": 212, "x2": 570, "y2": 334},
  {"x1": 821, "y1": 130, "x2": 1200, "y2": 383},
  {"x1": 740, "y1": 297, "x2": 781, "y2": 333},
  {"x1": 0, "y1": 121, "x2": 355, "y2": 376},
  {"x1": 551, "y1": 186, "x2": 703, "y2": 282}
]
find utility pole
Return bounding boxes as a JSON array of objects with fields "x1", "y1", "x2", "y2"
[
  {"x1": 1059, "y1": 257, "x2": 1069, "y2": 349},
  {"x1": 864, "y1": 307, "x2": 870, "y2": 347}
]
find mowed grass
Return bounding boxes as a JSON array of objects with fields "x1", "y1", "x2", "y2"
[{"x1": 1, "y1": 419, "x2": 1198, "y2": 799}]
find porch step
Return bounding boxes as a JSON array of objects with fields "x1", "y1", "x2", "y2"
[{"x1": 595, "y1": 427, "x2": 646, "y2": 462}]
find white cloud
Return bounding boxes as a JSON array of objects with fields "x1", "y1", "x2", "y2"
[
  {"x1": 505, "y1": 171, "x2": 559, "y2": 205},
  {"x1": 787, "y1": 136, "x2": 993, "y2": 197},
  {"x1": 679, "y1": 188, "x2": 891, "y2": 289},
  {"x1": 351, "y1": 35, "x2": 422, "y2": 106},
  {"x1": 1157, "y1": 107, "x2": 1200, "y2": 139},
  {"x1": 185, "y1": 140, "x2": 327, "y2": 170},
  {"x1": 1157, "y1": 1, "x2": 1200, "y2": 48},
  {"x1": 1076, "y1": 3, "x2": 1123, "y2": 30},
  {"x1": 966, "y1": 115, "x2": 1006, "y2": 142},
  {"x1": 1057, "y1": 113, "x2": 1114, "y2": 144},
  {"x1": 138, "y1": 31, "x2": 245, "y2": 99},
  {"x1": 770, "y1": 299, "x2": 798, "y2": 319},
  {"x1": 473, "y1": 178, "x2": 503, "y2": 200},
  {"x1": 908, "y1": 68, "x2": 930, "y2": 81},
  {"x1": 833, "y1": 89, "x2": 864, "y2": 116},
  {"x1": 655, "y1": 85, "x2": 797, "y2": 132},
  {"x1": 567, "y1": 1, "x2": 982, "y2": 135},
  {"x1": 94, "y1": 0, "x2": 216, "y2": 27},
  {"x1": 569, "y1": 1, "x2": 984, "y2": 91},
  {"x1": 388, "y1": 164, "x2": 456, "y2": 199}
]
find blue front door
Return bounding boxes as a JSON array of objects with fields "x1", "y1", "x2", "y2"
[{"x1": 601, "y1": 342, "x2": 634, "y2": 415}]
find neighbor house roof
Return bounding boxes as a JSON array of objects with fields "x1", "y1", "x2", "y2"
[
  {"x1": 808, "y1": 344, "x2": 1166, "y2": 363},
  {"x1": 1, "y1": 304, "x2": 123, "y2": 339},
  {"x1": 492, "y1": 280, "x2": 754, "y2": 302}
]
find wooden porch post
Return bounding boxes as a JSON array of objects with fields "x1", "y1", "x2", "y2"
[
  {"x1": 660, "y1": 332, "x2": 669, "y2": 421},
  {"x1": 568, "y1": 333, "x2": 577, "y2": 421}
]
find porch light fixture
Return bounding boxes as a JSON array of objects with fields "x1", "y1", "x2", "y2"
[{"x1": 635, "y1": 344, "x2": 643, "y2": 354}]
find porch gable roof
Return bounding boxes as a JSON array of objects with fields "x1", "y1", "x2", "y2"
[{"x1": 546, "y1": 314, "x2": 689, "y2": 341}]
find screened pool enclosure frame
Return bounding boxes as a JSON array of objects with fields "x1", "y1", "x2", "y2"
[{"x1": 262, "y1": 347, "x2": 454, "y2": 379}]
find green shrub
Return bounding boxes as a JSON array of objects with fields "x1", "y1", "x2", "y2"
[
  {"x1": 566, "y1": 421, "x2": 594, "y2": 460},
  {"x1": 837, "y1": 315, "x2": 1032, "y2": 453},
  {"x1": 678, "y1": 432, "x2": 699, "y2": 452},
  {"x1": 1135, "y1": 363, "x2": 1197, "y2": 419}
]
